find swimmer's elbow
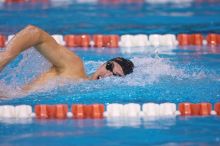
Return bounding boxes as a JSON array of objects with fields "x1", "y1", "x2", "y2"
[
  {"x1": 23, "y1": 25, "x2": 41, "y2": 41},
  {"x1": 24, "y1": 25, "x2": 40, "y2": 33}
]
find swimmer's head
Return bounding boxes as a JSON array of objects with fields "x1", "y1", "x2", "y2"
[{"x1": 91, "y1": 57, "x2": 134, "y2": 80}]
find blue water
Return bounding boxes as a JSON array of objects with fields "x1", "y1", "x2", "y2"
[
  {"x1": 1, "y1": 117, "x2": 220, "y2": 146},
  {"x1": 1, "y1": 0, "x2": 220, "y2": 146}
]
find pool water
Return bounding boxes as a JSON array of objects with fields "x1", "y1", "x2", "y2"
[{"x1": 1, "y1": 0, "x2": 220, "y2": 146}]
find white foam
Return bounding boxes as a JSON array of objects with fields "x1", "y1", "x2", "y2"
[
  {"x1": 0, "y1": 48, "x2": 51, "y2": 98},
  {"x1": 119, "y1": 57, "x2": 187, "y2": 86}
]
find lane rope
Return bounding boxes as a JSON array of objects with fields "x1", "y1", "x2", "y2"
[
  {"x1": 0, "y1": 102, "x2": 220, "y2": 119},
  {"x1": 1, "y1": 33, "x2": 219, "y2": 49}
]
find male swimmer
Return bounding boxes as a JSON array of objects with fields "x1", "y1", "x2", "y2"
[{"x1": 0, "y1": 25, "x2": 134, "y2": 92}]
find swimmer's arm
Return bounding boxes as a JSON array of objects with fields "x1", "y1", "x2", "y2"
[{"x1": 0, "y1": 25, "x2": 83, "y2": 72}]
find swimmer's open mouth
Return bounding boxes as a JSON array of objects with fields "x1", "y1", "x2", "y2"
[{"x1": 97, "y1": 75, "x2": 101, "y2": 80}]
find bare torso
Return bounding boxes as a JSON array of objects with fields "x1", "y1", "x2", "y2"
[{"x1": 23, "y1": 66, "x2": 88, "y2": 91}]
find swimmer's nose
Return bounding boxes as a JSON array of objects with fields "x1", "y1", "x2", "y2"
[{"x1": 104, "y1": 71, "x2": 113, "y2": 77}]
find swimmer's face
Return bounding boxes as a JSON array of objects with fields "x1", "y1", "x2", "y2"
[{"x1": 92, "y1": 61, "x2": 124, "y2": 80}]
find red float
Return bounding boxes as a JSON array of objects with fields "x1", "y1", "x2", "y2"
[
  {"x1": 79, "y1": 35, "x2": 91, "y2": 48},
  {"x1": 207, "y1": 33, "x2": 218, "y2": 46},
  {"x1": 5, "y1": 0, "x2": 25, "y2": 3},
  {"x1": 217, "y1": 34, "x2": 220, "y2": 45},
  {"x1": 55, "y1": 104, "x2": 68, "y2": 119},
  {"x1": 191, "y1": 103, "x2": 200, "y2": 116},
  {"x1": 178, "y1": 34, "x2": 204, "y2": 46},
  {"x1": 179, "y1": 102, "x2": 212, "y2": 116},
  {"x1": 177, "y1": 34, "x2": 191, "y2": 46},
  {"x1": 72, "y1": 104, "x2": 104, "y2": 119},
  {"x1": 0, "y1": 35, "x2": 6, "y2": 48},
  {"x1": 93, "y1": 35, "x2": 104, "y2": 48},
  {"x1": 35, "y1": 104, "x2": 68, "y2": 119},
  {"x1": 191, "y1": 34, "x2": 203, "y2": 46},
  {"x1": 199, "y1": 102, "x2": 212, "y2": 116},
  {"x1": 47, "y1": 105, "x2": 56, "y2": 118},
  {"x1": 35, "y1": 105, "x2": 48, "y2": 119},
  {"x1": 107, "y1": 35, "x2": 119, "y2": 48},
  {"x1": 72, "y1": 104, "x2": 86, "y2": 119},
  {"x1": 214, "y1": 103, "x2": 220, "y2": 115},
  {"x1": 103, "y1": 35, "x2": 110, "y2": 47},
  {"x1": 64, "y1": 35, "x2": 78, "y2": 47},
  {"x1": 178, "y1": 103, "x2": 192, "y2": 116},
  {"x1": 90, "y1": 104, "x2": 104, "y2": 119},
  {"x1": 84, "y1": 105, "x2": 92, "y2": 118}
]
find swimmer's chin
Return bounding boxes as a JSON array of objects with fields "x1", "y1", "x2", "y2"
[
  {"x1": 90, "y1": 75, "x2": 102, "y2": 80},
  {"x1": 89, "y1": 72, "x2": 104, "y2": 80}
]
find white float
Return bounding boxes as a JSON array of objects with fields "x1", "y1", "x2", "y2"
[
  {"x1": 142, "y1": 103, "x2": 160, "y2": 116},
  {"x1": 123, "y1": 103, "x2": 141, "y2": 117},
  {"x1": 105, "y1": 104, "x2": 124, "y2": 118},
  {"x1": 0, "y1": 105, "x2": 15, "y2": 118},
  {"x1": 159, "y1": 103, "x2": 176, "y2": 116},
  {"x1": 15, "y1": 105, "x2": 32, "y2": 118},
  {"x1": 52, "y1": 34, "x2": 65, "y2": 46}
]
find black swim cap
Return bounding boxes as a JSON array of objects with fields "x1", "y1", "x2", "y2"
[{"x1": 109, "y1": 57, "x2": 134, "y2": 75}]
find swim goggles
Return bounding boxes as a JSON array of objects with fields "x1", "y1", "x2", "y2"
[{"x1": 106, "y1": 61, "x2": 122, "y2": 77}]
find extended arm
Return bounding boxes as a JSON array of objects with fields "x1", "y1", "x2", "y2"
[{"x1": 0, "y1": 25, "x2": 82, "y2": 72}]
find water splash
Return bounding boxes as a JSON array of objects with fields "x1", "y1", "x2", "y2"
[{"x1": 0, "y1": 49, "x2": 219, "y2": 99}]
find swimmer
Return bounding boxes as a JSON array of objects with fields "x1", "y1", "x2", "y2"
[{"x1": 0, "y1": 25, "x2": 134, "y2": 92}]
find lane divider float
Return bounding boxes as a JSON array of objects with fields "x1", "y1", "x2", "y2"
[
  {"x1": 179, "y1": 102, "x2": 212, "y2": 116},
  {"x1": 1, "y1": 33, "x2": 220, "y2": 50},
  {"x1": 35, "y1": 104, "x2": 68, "y2": 119},
  {"x1": 0, "y1": 35, "x2": 6, "y2": 48},
  {"x1": 0, "y1": 102, "x2": 220, "y2": 120},
  {"x1": 177, "y1": 34, "x2": 204, "y2": 46},
  {"x1": 0, "y1": 105, "x2": 32, "y2": 118},
  {"x1": 207, "y1": 33, "x2": 220, "y2": 46},
  {"x1": 72, "y1": 104, "x2": 104, "y2": 119},
  {"x1": 64, "y1": 35, "x2": 91, "y2": 48}
]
